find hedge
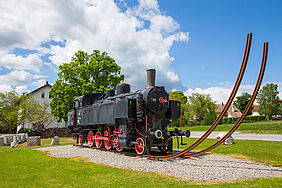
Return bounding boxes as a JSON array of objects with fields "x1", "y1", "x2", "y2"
[{"x1": 221, "y1": 115, "x2": 266, "y2": 124}]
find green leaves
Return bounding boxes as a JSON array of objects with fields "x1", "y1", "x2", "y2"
[
  {"x1": 167, "y1": 91, "x2": 216, "y2": 126},
  {"x1": 49, "y1": 50, "x2": 124, "y2": 121},
  {"x1": 256, "y1": 83, "x2": 281, "y2": 118},
  {"x1": 234, "y1": 92, "x2": 252, "y2": 115},
  {"x1": 0, "y1": 91, "x2": 53, "y2": 133},
  {"x1": 188, "y1": 93, "x2": 216, "y2": 124}
]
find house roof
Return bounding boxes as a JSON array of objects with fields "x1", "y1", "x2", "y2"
[
  {"x1": 252, "y1": 105, "x2": 259, "y2": 112},
  {"x1": 215, "y1": 104, "x2": 242, "y2": 117},
  {"x1": 29, "y1": 81, "x2": 52, "y2": 94}
]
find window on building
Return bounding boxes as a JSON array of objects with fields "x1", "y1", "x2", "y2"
[{"x1": 41, "y1": 93, "x2": 45, "y2": 98}]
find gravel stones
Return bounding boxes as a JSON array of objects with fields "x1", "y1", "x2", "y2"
[{"x1": 35, "y1": 145, "x2": 282, "y2": 182}]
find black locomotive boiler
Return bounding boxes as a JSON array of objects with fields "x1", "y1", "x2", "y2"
[{"x1": 67, "y1": 69, "x2": 190, "y2": 155}]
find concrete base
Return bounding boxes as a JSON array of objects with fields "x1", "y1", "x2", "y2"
[
  {"x1": 27, "y1": 136, "x2": 41, "y2": 146},
  {"x1": 0, "y1": 134, "x2": 28, "y2": 146},
  {"x1": 3, "y1": 135, "x2": 13, "y2": 146}
]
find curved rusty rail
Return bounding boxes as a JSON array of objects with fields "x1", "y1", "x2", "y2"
[
  {"x1": 145, "y1": 33, "x2": 252, "y2": 160},
  {"x1": 183, "y1": 42, "x2": 268, "y2": 158}
]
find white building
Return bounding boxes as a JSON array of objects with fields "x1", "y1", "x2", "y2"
[{"x1": 17, "y1": 82, "x2": 66, "y2": 132}]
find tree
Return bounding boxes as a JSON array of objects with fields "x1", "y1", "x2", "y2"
[
  {"x1": 49, "y1": 50, "x2": 124, "y2": 121},
  {"x1": 256, "y1": 83, "x2": 281, "y2": 119},
  {"x1": 0, "y1": 91, "x2": 53, "y2": 133},
  {"x1": 168, "y1": 91, "x2": 192, "y2": 126},
  {"x1": 29, "y1": 102, "x2": 55, "y2": 132},
  {"x1": 234, "y1": 92, "x2": 252, "y2": 115},
  {"x1": 188, "y1": 93, "x2": 216, "y2": 124}
]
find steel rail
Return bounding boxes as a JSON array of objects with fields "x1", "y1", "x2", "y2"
[
  {"x1": 145, "y1": 33, "x2": 252, "y2": 160},
  {"x1": 183, "y1": 42, "x2": 268, "y2": 158}
]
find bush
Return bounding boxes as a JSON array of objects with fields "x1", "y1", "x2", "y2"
[
  {"x1": 221, "y1": 115, "x2": 266, "y2": 124},
  {"x1": 202, "y1": 112, "x2": 217, "y2": 125},
  {"x1": 18, "y1": 128, "x2": 29, "y2": 133}
]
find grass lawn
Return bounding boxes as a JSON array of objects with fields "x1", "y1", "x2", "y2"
[
  {"x1": 0, "y1": 138, "x2": 281, "y2": 187},
  {"x1": 169, "y1": 120, "x2": 282, "y2": 134}
]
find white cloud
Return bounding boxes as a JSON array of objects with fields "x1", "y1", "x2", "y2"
[
  {"x1": 184, "y1": 82, "x2": 282, "y2": 105},
  {"x1": 15, "y1": 85, "x2": 29, "y2": 93},
  {"x1": 0, "y1": 53, "x2": 43, "y2": 72},
  {"x1": 0, "y1": 84, "x2": 12, "y2": 92},
  {"x1": 0, "y1": 0, "x2": 189, "y2": 91},
  {"x1": 32, "y1": 79, "x2": 47, "y2": 87},
  {"x1": 184, "y1": 87, "x2": 233, "y2": 104},
  {"x1": 0, "y1": 70, "x2": 33, "y2": 86}
]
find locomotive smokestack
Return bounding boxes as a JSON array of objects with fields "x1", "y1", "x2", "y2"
[{"x1": 146, "y1": 69, "x2": 156, "y2": 88}]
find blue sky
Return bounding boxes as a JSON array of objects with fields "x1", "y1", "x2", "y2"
[
  {"x1": 0, "y1": 0, "x2": 281, "y2": 103},
  {"x1": 157, "y1": 0, "x2": 282, "y2": 89}
]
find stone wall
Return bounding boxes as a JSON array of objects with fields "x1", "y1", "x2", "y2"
[{"x1": 0, "y1": 133, "x2": 28, "y2": 146}]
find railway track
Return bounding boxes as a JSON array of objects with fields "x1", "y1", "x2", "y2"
[{"x1": 74, "y1": 34, "x2": 268, "y2": 161}]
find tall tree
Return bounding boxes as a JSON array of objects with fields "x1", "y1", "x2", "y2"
[
  {"x1": 49, "y1": 50, "x2": 124, "y2": 121},
  {"x1": 256, "y1": 83, "x2": 281, "y2": 119},
  {"x1": 234, "y1": 92, "x2": 252, "y2": 115},
  {"x1": 0, "y1": 91, "x2": 52, "y2": 133},
  {"x1": 188, "y1": 93, "x2": 216, "y2": 124}
]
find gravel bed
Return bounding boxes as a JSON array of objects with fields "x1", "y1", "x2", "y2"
[{"x1": 35, "y1": 145, "x2": 282, "y2": 182}]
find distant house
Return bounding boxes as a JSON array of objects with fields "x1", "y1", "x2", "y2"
[
  {"x1": 17, "y1": 82, "x2": 66, "y2": 132},
  {"x1": 252, "y1": 105, "x2": 260, "y2": 116},
  {"x1": 252, "y1": 100, "x2": 282, "y2": 117},
  {"x1": 215, "y1": 103, "x2": 242, "y2": 118}
]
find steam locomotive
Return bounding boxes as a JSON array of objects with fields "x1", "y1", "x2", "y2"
[{"x1": 67, "y1": 69, "x2": 190, "y2": 155}]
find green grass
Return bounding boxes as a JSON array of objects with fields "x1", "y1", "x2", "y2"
[
  {"x1": 0, "y1": 138, "x2": 281, "y2": 187},
  {"x1": 169, "y1": 120, "x2": 282, "y2": 134},
  {"x1": 174, "y1": 138, "x2": 282, "y2": 167}
]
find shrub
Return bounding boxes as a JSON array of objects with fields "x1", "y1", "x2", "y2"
[
  {"x1": 202, "y1": 112, "x2": 217, "y2": 125},
  {"x1": 221, "y1": 115, "x2": 266, "y2": 124},
  {"x1": 18, "y1": 128, "x2": 29, "y2": 133}
]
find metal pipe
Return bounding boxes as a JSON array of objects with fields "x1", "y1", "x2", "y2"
[
  {"x1": 184, "y1": 42, "x2": 268, "y2": 158},
  {"x1": 146, "y1": 69, "x2": 156, "y2": 88}
]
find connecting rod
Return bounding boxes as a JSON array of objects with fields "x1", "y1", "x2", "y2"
[
  {"x1": 145, "y1": 33, "x2": 252, "y2": 160},
  {"x1": 183, "y1": 42, "x2": 268, "y2": 158}
]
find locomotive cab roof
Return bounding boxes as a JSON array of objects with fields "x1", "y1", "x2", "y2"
[{"x1": 74, "y1": 92, "x2": 105, "y2": 108}]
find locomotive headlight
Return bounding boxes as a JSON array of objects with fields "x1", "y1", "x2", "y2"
[{"x1": 155, "y1": 130, "x2": 162, "y2": 139}]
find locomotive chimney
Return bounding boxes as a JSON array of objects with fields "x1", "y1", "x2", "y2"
[{"x1": 146, "y1": 69, "x2": 156, "y2": 88}]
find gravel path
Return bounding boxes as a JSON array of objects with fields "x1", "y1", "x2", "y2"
[{"x1": 35, "y1": 145, "x2": 282, "y2": 182}]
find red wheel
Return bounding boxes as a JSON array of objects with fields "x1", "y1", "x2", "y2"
[
  {"x1": 135, "y1": 137, "x2": 146, "y2": 155},
  {"x1": 115, "y1": 144, "x2": 123, "y2": 152},
  {"x1": 78, "y1": 134, "x2": 83, "y2": 146},
  {"x1": 95, "y1": 131, "x2": 102, "y2": 148},
  {"x1": 88, "y1": 131, "x2": 95, "y2": 147},
  {"x1": 104, "y1": 131, "x2": 112, "y2": 150}
]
